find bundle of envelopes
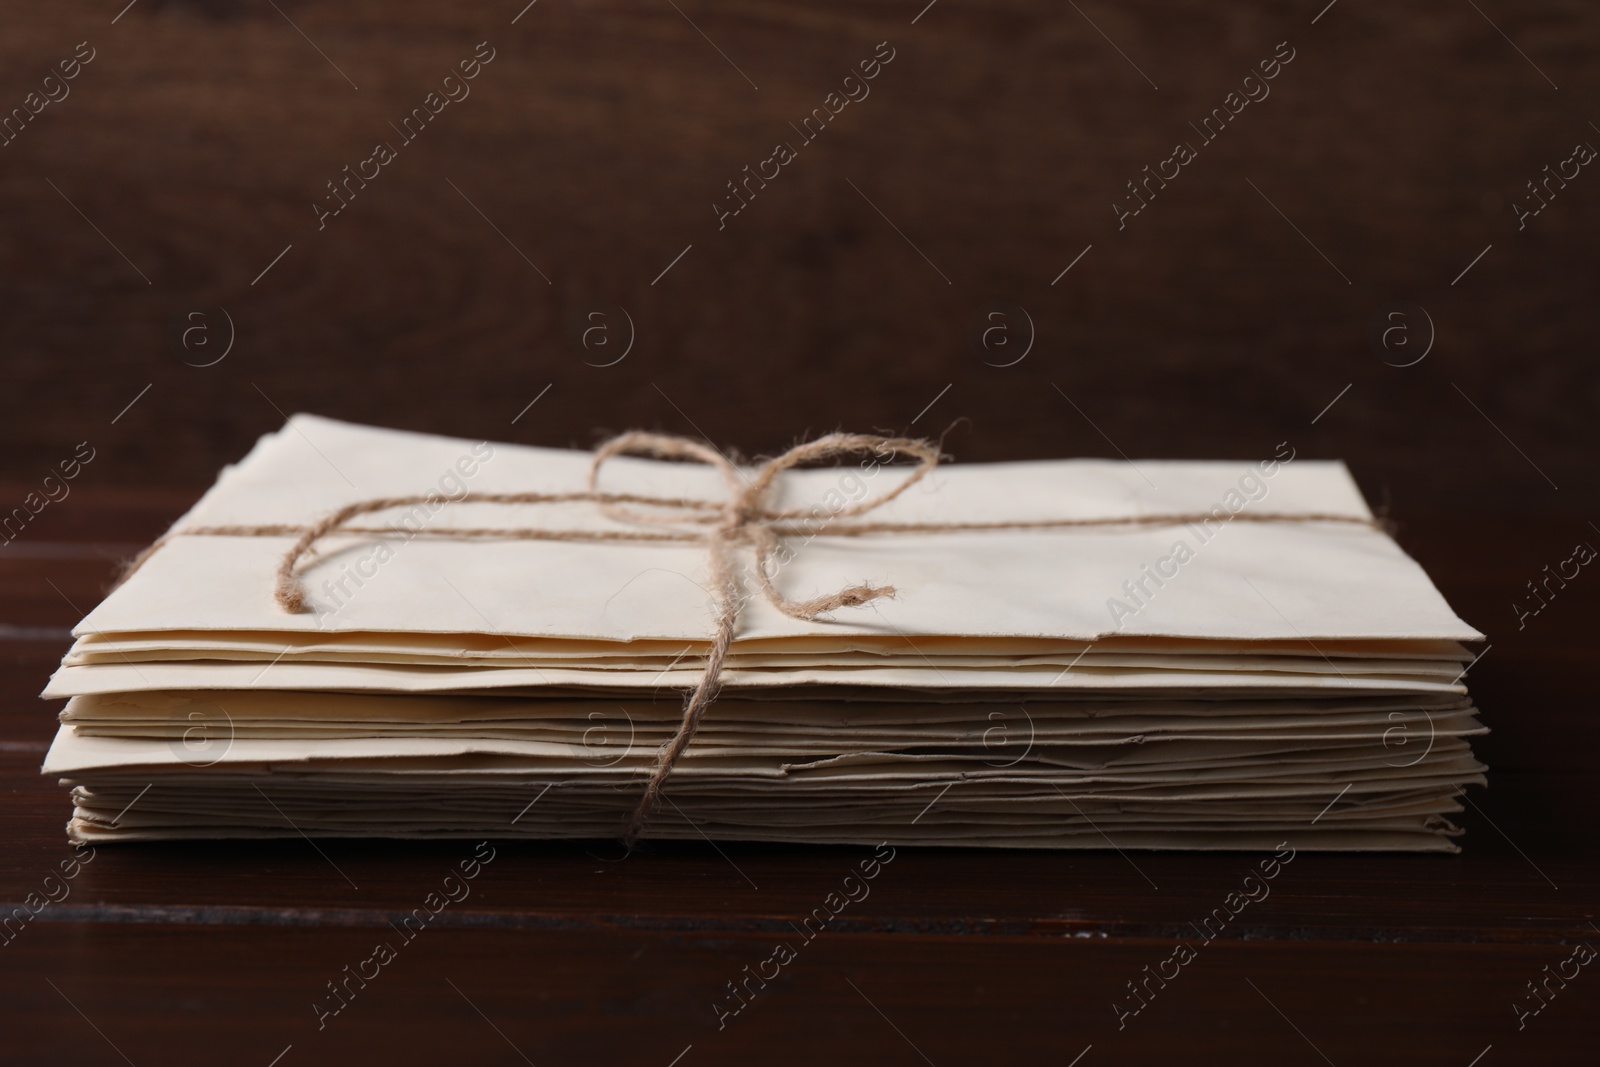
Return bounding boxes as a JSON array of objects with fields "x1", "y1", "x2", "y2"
[{"x1": 42, "y1": 416, "x2": 1486, "y2": 850}]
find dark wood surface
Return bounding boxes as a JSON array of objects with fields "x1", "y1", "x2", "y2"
[
  {"x1": 2, "y1": 0, "x2": 1598, "y2": 1062},
  {"x1": 1, "y1": 491, "x2": 1596, "y2": 1064}
]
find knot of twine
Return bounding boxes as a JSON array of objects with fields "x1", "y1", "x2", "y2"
[{"x1": 116, "y1": 430, "x2": 1379, "y2": 846}]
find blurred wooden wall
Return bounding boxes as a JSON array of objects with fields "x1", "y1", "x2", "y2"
[{"x1": 1, "y1": 0, "x2": 1594, "y2": 512}]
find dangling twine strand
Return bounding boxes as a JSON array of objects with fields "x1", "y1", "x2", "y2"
[{"x1": 113, "y1": 431, "x2": 1379, "y2": 845}]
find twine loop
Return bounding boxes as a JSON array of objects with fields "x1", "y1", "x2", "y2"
[{"x1": 269, "y1": 431, "x2": 940, "y2": 843}]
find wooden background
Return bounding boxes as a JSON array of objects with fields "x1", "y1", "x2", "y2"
[
  {"x1": 1, "y1": 1, "x2": 1597, "y2": 1063},
  {"x1": 1, "y1": 0, "x2": 1595, "y2": 507}
]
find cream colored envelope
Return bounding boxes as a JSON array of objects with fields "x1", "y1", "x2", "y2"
[
  {"x1": 73, "y1": 415, "x2": 1481, "y2": 648},
  {"x1": 43, "y1": 659, "x2": 1470, "y2": 699}
]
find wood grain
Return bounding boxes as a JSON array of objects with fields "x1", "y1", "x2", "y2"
[
  {"x1": 1, "y1": 0, "x2": 1597, "y2": 1061},
  {"x1": 0, "y1": 2, "x2": 1594, "y2": 509},
  {"x1": 0, "y1": 493, "x2": 1596, "y2": 1062}
]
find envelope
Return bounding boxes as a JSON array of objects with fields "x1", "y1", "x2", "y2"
[{"x1": 69, "y1": 415, "x2": 1480, "y2": 647}]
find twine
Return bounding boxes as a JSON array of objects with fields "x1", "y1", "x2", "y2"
[{"x1": 115, "y1": 431, "x2": 1377, "y2": 845}]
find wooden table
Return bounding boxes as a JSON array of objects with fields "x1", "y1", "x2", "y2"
[
  {"x1": 2, "y1": 0, "x2": 1597, "y2": 1062},
  {"x1": 0, "y1": 492, "x2": 1593, "y2": 1064}
]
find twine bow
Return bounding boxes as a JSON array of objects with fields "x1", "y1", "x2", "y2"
[{"x1": 271, "y1": 432, "x2": 942, "y2": 843}]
